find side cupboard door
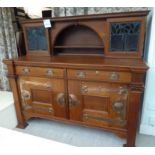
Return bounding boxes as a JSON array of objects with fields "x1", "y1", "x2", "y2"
[
  {"x1": 18, "y1": 76, "x2": 66, "y2": 118},
  {"x1": 68, "y1": 80, "x2": 129, "y2": 129}
]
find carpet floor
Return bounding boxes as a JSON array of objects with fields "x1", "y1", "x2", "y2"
[{"x1": 15, "y1": 118, "x2": 155, "y2": 147}]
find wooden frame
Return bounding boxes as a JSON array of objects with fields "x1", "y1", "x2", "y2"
[{"x1": 22, "y1": 22, "x2": 51, "y2": 57}]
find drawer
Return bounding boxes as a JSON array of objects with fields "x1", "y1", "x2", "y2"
[
  {"x1": 16, "y1": 66, "x2": 64, "y2": 78},
  {"x1": 67, "y1": 69, "x2": 131, "y2": 83}
]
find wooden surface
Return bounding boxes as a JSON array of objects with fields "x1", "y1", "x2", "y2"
[{"x1": 11, "y1": 56, "x2": 148, "y2": 71}]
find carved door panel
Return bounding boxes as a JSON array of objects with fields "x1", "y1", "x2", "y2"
[
  {"x1": 68, "y1": 80, "x2": 129, "y2": 129},
  {"x1": 18, "y1": 77, "x2": 66, "y2": 118}
]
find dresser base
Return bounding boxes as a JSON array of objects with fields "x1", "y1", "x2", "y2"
[{"x1": 16, "y1": 116, "x2": 137, "y2": 147}]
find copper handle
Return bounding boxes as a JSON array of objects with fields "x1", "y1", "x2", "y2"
[
  {"x1": 48, "y1": 108, "x2": 53, "y2": 113},
  {"x1": 22, "y1": 67, "x2": 30, "y2": 74},
  {"x1": 81, "y1": 85, "x2": 88, "y2": 93},
  {"x1": 112, "y1": 101, "x2": 124, "y2": 114},
  {"x1": 110, "y1": 72, "x2": 119, "y2": 80},
  {"x1": 95, "y1": 71, "x2": 100, "y2": 75},
  {"x1": 69, "y1": 94, "x2": 79, "y2": 107},
  {"x1": 82, "y1": 114, "x2": 126, "y2": 126},
  {"x1": 21, "y1": 90, "x2": 31, "y2": 100},
  {"x1": 57, "y1": 93, "x2": 65, "y2": 107},
  {"x1": 76, "y1": 71, "x2": 86, "y2": 78},
  {"x1": 47, "y1": 69, "x2": 54, "y2": 76},
  {"x1": 31, "y1": 106, "x2": 53, "y2": 113},
  {"x1": 119, "y1": 87, "x2": 128, "y2": 94}
]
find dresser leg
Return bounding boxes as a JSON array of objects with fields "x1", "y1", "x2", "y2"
[
  {"x1": 8, "y1": 75, "x2": 28, "y2": 129},
  {"x1": 123, "y1": 128, "x2": 137, "y2": 147},
  {"x1": 16, "y1": 122, "x2": 28, "y2": 129},
  {"x1": 123, "y1": 91, "x2": 141, "y2": 147},
  {"x1": 123, "y1": 132, "x2": 136, "y2": 147}
]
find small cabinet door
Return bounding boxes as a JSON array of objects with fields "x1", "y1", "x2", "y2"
[
  {"x1": 68, "y1": 80, "x2": 129, "y2": 129},
  {"x1": 18, "y1": 77, "x2": 66, "y2": 118}
]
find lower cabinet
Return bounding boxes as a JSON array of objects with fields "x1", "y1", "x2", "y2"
[
  {"x1": 68, "y1": 80, "x2": 129, "y2": 129},
  {"x1": 18, "y1": 76, "x2": 129, "y2": 130},
  {"x1": 18, "y1": 77, "x2": 66, "y2": 118}
]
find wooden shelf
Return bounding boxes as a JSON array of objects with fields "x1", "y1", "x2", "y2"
[
  {"x1": 54, "y1": 45, "x2": 104, "y2": 49},
  {"x1": 56, "y1": 53, "x2": 104, "y2": 56}
]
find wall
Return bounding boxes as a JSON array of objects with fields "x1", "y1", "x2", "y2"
[
  {"x1": 140, "y1": 8, "x2": 155, "y2": 136},
  {"x1": 52, "y1": 7, "x2": 148, "y2": 17},
  {"x1": 24, "y1": 7, "x2": 148, "y2": 18}
]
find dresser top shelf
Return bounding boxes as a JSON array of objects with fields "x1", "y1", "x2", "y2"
[
  {"x1": 20, "y1": 10, "x2": 149, "y2": 58},
  {"x1": 6, "y1": 56, "x2": 148, "y2": 72},
  {"x1": 20, "y1": 11, "x2": 149, "y2": 23}
]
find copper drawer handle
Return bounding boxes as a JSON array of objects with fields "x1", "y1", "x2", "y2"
[
  {"x1": 119, "y1": 87, "x2": 128, "y2": 94},
  {"x1": 47, "y1": 69, "x2": 54, "y2": 76},
  {"x1": 22, "y1": 67, "x2": 30, "y2": 74},
  {"x1": 110, "y1": 72, "x2": 119, "y2": 80},
  {"x1": 76, "y1": 71, "x2": 86, "y2": 78},
  {"x1": 81, "y1": 85, "x2": 88, "y2": 93}
]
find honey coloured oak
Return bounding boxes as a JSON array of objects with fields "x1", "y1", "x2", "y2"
[
  {"x1": 3, "y1": 11, "x2": 149, "y2": 147},
  {"x1": 16, "y1": 66, "x2": 64, "y2": 78},
  {"x1": 67, "y1": 69, "x2": 132, "y2": 83}
]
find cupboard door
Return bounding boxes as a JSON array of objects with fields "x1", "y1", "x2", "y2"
[
  {"x1": 22, "y1": 22, "x2": 50, "y2": 56},
  {"x1": 105, "y1": 17, "x2": 145, "y2": 58},
  {"x1": 18, "y1": 77, "x2": 66, "y2": 118},
  {"x1": 68, "y1": 80, "x2": 129, "y2": 129}
]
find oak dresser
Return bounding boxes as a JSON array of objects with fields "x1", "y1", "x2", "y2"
[{"x1": 4, "y1": 11, "x2": 149, "y2": 146}]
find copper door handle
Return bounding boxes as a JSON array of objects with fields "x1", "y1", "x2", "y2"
[
  {"x1": 69, "y1": 94, "x2": 79, "y2": 107},
  {"x1": 57, "y1": 93, "x2": 65, "y2": 107},
  {"x1": 21, "y1": 90, "x2": 31, "y2": 100},
  {"x1": 112, "y1": 100, "x2": 124, "y2": 114}
]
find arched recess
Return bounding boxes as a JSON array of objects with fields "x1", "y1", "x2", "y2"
[{"x1": 54, "y1": 24, "x2": 104, "y2": 55}]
